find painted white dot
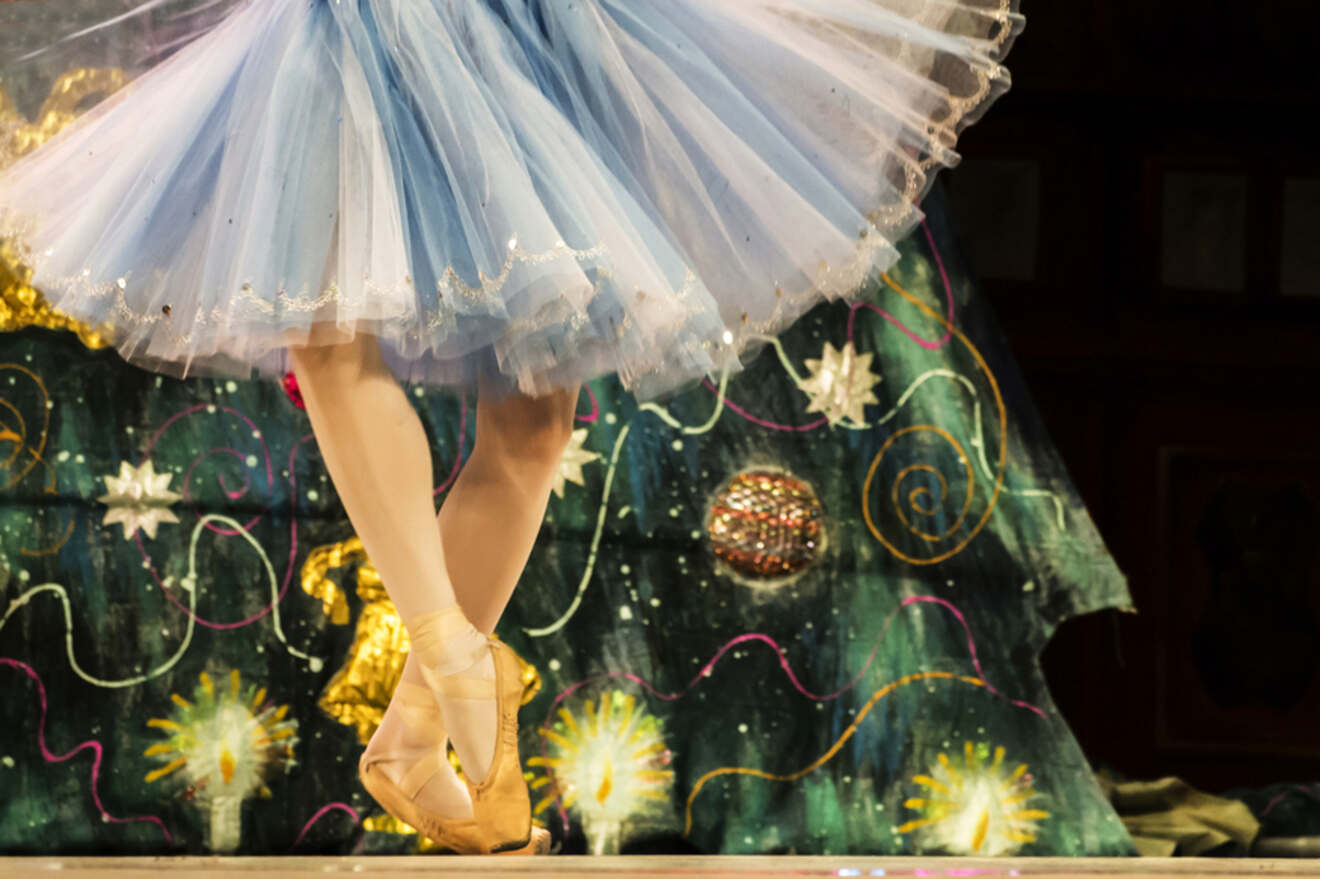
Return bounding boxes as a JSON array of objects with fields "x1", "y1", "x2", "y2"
[
  {"x1": 251, "y1": 430, "x2": 261, "y2": 438},
  {"x1": 17, "y1": 570, "x2": 29, "y2": 582},
  {"x1": 650, "y1": 597, "x2": 661, "y2": 607},
  {"x1": 1, "y1": 756, "x2": 13, "y2": 768},
  {"x1": 74, "y1": 454, "x2": 85, "y2": 464},
  {"x1": 620, "y1": 564, "x2": 631, "y2": 575},
  {"x1": 618, "y1": 606, "x2": 633, "y2": 621},
  {"x1": 1022, "y1": 580, "x2": 1036, "y2": 592},
  {"x1": 605, "y1": 412, "x2": 617, "y2": 425},
  {"x1": 668, "y1": 507, "x2": 680, "y2": 517},
  {"x1": 308, "y1": 657, "x2": 324, "y2": 672},
  {"x1": 307, "y1": 490, "x2": 319, "y2": 502},
  {"x1": 56, "y1": 450, "x2": 70, "y2": 462},
  {"x1": 246, "y1": 455, "x2": 258, "y2": 467},
  {"x1": 225, "y1": 381, "x2": 238, "y2": 393},
  {"x1": 124, "y1": 426, "x2": 134, "y2": 435},
  {"x1": 723, "y1": 331, "x2": 735, "y2": 345},
  {"x1": 671, "y1": 440, "x2": 683, "y2": 452},
  {"x1": 548, "y1": 658, "x2": 561, "y2": 672},
  {"x1": 737, "y1": 723, "x2": 748, "y2": 734},
  {"x1": 413, "y1": 386, "x2": 425, "y2": 398}
]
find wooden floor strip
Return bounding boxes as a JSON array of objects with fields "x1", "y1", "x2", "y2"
[{"x1": 4, "y1": 857, "x2": 1320, "y2": 879}]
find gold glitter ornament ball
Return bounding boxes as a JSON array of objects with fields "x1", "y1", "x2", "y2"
[{"x1": 706, "y1": 469, "x2": 825, "y2": 584}]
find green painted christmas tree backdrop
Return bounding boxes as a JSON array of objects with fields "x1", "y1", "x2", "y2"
[
  {"x1": 1, "y1": 177, "x2": 1134, "y2": 855},
  {"x1": 1, "y1": 0, "x2": 1133, "y2": 856}
]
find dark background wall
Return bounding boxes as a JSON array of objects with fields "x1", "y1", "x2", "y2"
[{"x1": 943, "y1": 0, "x2": 1320, "y2": 793}]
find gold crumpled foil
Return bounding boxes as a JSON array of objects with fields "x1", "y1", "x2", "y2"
[
  {"x1": 305, "y1": 539, "x2": 411, "y2": 746},
  {"x1": 1, "y1": 239, "x2": 111, "y2": 348},
  {"x1": 1, "y1": 69, "x2": 127, "y2": 347}
]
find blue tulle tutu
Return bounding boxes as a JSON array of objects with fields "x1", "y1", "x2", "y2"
[{"x1": 0, "y1": 0, "x2": 1021, "y2": 398}]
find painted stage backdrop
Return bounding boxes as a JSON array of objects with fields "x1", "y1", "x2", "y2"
[{"x1": 0, "y1": 3, "x2": 1135, "y2": 858}]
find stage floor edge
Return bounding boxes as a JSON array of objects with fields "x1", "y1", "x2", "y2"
[{"x1": 4, "y1": 857, "x2": 1319, "y2": 878}]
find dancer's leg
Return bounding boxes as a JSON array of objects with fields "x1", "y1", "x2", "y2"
[
  {"x1": 437, "y1": 383, "x2": 580, "y2": 635},
  {"x1": 429, "y1": 383, "x2": 577, "y2": 785},
  {"x1": 289, "y1": 335, "x2": 484, "y2": 817},
  {"x1": 289, "y1": 335, "x2": 458, "y2": 621}
]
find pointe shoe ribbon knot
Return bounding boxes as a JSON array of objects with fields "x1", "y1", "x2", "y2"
[{"x1": 407, "y1": 606, "x2": 491, "y2": 680}]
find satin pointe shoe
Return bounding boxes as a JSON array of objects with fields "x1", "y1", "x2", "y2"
[
  {"x1": 458, "y1": 638, "x2": 540, "y2": 851},
  {"x1": 405, "y1": 604, "x2": 549, "y2": 855},
  {"x1": 358, "y1": 677, "x2": 550, "y2": 855}
]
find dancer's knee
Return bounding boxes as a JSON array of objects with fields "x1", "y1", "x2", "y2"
[
  {"x1": 288, "y1": 332, "x2": 380, "y2": 387},
  {"x1": 476, "y1": 387, "x2": 578, "y2": 471}
]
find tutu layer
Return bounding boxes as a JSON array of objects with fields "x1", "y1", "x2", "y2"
[{"x1": 0, "y1": 0, "x2": 1021, "y2": 398}]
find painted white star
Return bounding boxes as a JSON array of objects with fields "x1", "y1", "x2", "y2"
[
  {"x1": 798, "y1": 340, "x2": 882, "y2": 426},
  {"x1": 97, "y1": 459, "x2": 183, "y2": 540},
  {"x1": 553, "y1": 427, "x2": 602, "y2": 498}
]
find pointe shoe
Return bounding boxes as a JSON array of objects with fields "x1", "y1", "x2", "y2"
[
  {"x1": 358, "y1": 678, "x2": 550, "y2": 855},
  {"x1": 461, "y1": 639, "x2": 539, "y2": 850},
  {"x1": 404, "y1": 605, "x2": 549, "y2": 854}
]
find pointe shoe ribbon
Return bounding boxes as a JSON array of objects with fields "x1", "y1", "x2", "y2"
[{"x1": 407, "y1": 606, "x2": 491, "y2": 683}]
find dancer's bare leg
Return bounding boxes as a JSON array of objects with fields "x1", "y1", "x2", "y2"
[
  {"x1": 419, "y1": 382, "x2": 577, "y2": 782},
  {"x1": 289, "y1": 334, "x2": 480, "y2": 818},
  {"x1": 439, "y1": 382, "x2": 580, "y2": 634}
]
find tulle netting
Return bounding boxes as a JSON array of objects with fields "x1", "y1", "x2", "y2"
[{"x1": 0, "y1": 0, "x2": 1022, "y2": 399}]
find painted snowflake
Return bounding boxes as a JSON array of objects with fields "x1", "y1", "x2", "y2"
[
  {"x1": 553, "y1": 427, "x2": 602, "y2": 498},
  {"x1": 798, "y1": 340, "x2": 881, "y2": 426},
  {"x1": 97, "y1": 458, "x2": 182, "y2": 540}
]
